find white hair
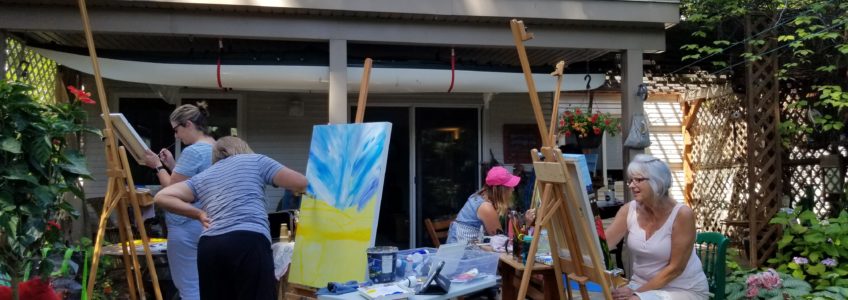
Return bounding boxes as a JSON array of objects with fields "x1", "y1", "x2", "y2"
[{"x1": 626, "y1": 154, "x2": 672, "y2": 200}]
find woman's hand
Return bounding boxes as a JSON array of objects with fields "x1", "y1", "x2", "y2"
[
  {"x1": 159, "y1": 149, "x2": 176, "y2": 170},
  {"x1": 524, "y1": 208, "x2": 536, "y2": 225},
  {"x1": 143, "y1": 149, "x2": 162, "y2": 169},
  {"x1": 197, "y1": 211, "x2": 211, "y2": 229},
  {"x1": 611, "y1": 286, "x2": 636, "y2": 300}
]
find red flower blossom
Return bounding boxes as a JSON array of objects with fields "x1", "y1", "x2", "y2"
[
  {"x1": 575, "y1": 108, "x2": 582, "y2": 115},
  {"x1": 604, "y1": 119, "x2": 611, "y2": 125},
  {"x1": 594, "y1": 217, "x2": 606, "y2": 241},
  {"x1": 46, "y1": 220, "x2": 61, "y2": 231},
  {"x1": 564, "y1": 131, "x2": 572, "y2": 137},
  {"x1": 559, "y1": 119, "x2": 565, "y2": 127},
  {"x1": 67, "y1": 86, "x2": 95, "y2": 104},
  {"x1": 593, "y1": 127, "x2": 601, "y2": 135},
  {"x1": 590, "y1": 113, "x2": 599, "y2": 123}
]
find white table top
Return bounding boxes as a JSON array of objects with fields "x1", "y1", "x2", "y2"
[{"x1": 317, "y1": 275, "x2": 499, "y2": 300}]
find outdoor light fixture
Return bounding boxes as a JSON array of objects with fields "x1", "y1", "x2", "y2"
[{"x1": 820, "y1": 154, "x2": 843, "y2": 195}]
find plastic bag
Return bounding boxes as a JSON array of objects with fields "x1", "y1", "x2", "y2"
[
  {"x1": 623, "y1": 114, "x2": 651, "y2": 149},
  {"x1": 272, "y1": 241, "x2": 295, "y2": 280}
]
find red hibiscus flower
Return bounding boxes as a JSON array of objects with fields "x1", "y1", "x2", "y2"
[
  {"x1": 67, "y1": 86, "x2": 95, "y2": 104},
  {"x1": 46, "y1": 220, "x2": 61, "y2": 231}
]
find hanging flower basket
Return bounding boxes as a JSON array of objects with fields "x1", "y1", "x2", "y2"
[{"x1": 558, "y1": 108, "x2": 621, "y2": 149}]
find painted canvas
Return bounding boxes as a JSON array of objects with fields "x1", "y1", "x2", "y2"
[{"x1": 289, "y1": 122, "x2": 392, "y2": 287}]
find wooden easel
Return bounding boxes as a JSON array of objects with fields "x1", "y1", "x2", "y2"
[
  {"x1": 510, "y1": 19, "x2": 626, "y2": 300},
  {"x1": 284, "y1": 58, "x2": 374, "y2": 300},
  {"x1": 76, "y1": 0, "x2": 162, "y2": 299}
]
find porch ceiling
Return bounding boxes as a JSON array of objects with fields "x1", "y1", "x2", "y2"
[{"x1": 0, "y1": 0, "x2": 676, "y2": 70}]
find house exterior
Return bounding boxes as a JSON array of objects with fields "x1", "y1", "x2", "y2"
[{"x1": 0, "y1": 0, "x2": 679, "y2": 248}]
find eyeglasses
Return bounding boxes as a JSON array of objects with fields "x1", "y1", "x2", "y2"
[
  {"x1": 172, "y1": 123, "x2": 184, "y2": 133},
  {"x1": 626, "y1": 177, "x2": 649, "y2": 185}
]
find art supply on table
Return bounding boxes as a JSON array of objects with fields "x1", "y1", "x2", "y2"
[
  {"x1": 357, "y1": 282, "x2": 414, "y2": 300},
  {"x1": 367, "y1": 246, "x2": 399, "y2": 283}
]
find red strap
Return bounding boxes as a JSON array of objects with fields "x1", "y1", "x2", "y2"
[{"x1": 447, "y1": 48, "x2": 456, "y2": 93}]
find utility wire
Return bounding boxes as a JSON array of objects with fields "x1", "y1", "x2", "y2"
[
  {"x1": 709, "y1": 20, "x2": 846, "y2": 75},
  {"x1": 671, "y1": 8, "x2": 813, "y2": 75}
]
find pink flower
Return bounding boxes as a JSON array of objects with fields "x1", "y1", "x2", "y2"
[
  {"x1": 760, "y1": 269, "x2": 782, "y2": 290},
  {"x1": 746, "y1": 273, "x2": 762, "y2": 288},
  {"x1": 746, "y1": 286, "x2": 759, "y2": 298}
]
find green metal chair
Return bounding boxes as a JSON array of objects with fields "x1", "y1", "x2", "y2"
[{"x1": 695, "y1": 232, "x2": 730, "y2": 300}]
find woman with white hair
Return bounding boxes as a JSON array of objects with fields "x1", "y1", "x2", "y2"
[{"x1": 604, "y1": 154, "x2": 708, "y2": 300}]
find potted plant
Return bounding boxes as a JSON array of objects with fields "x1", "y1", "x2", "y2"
[
  {"x1": 0, "y1": 81, "x2": 96, "y2": 300},
  {"x1": 557, "y1": 108, "x2": 621, "y2": 149}
]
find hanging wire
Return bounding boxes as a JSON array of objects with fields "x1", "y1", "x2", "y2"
[
  {"x1": 670, "y1": 7, "x2": 815, "y2": 75},
  {"x1": 709, "y1": 20, "x2": 846, "y2": 75}
]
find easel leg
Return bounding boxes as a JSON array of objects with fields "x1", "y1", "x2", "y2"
[
  {"x1": 115, "y1": 200, "x2": 140, "y2": 300},
  {"x1": 542, "y1": 221, "x2": 566, "y2": 300},
  {"x1": 87, "y1": 178, "x2": 120, "y2": 296},
  {"x1": 517, "y1": 182, "x2": 554, "y2": 300},
  {"x1": 128, "y1": 191, "x2": 164, "y2": 300},
  {"x1": 117, "y1": 197, "x2": 146, "y2": 299}
]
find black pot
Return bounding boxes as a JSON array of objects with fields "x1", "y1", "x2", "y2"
[{"x1": 576, "y1": 131, "x2": 603, "y2": 149}]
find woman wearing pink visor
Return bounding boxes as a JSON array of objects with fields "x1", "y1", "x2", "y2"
[{"x1": 446, "y1": 166, "x2": 524, "y2": 244}]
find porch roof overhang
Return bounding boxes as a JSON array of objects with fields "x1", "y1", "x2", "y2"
[{"x1": 0, "y1": 0, "x2": 677, "y2": 52}]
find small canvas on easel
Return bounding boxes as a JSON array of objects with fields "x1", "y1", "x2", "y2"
[
  {"x1": 549, "y1": 156, "x2": 606, "y2": 269},
  {"x1": 107, "y1": 113, "x2": 150, "y2": 165},
  {"x1": 290, "y1": 122, "x2": 392, "y2": 287}
]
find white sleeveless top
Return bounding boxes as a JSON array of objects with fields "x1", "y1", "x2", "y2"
[{"x1": 627, "y1": 202, "x2": 709, "y2": 293}]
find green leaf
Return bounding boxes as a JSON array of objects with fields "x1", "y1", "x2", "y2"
[
  {"x1": 0, "y1": 137, "x2": 22, "y2": 154},
  {"x1": 30, "y1": 136, "x2": 52, "y2": 165},
  {"x1": 790, "y1": 223, "x2": 808, "y2": 234},
  {"x1": 792, "y1": 270, "x2": 806, "y2": 280},
  {"x1": 58, "y1": 150, "x2": 90, "y2": 177},
  {"x1": 778, "y1": 234, "x2": 794, "y2": 248},
  {"x1": 817, "y1": 65, "x2": 837, "y2": 72},
  {"x1": 778, "y1": 35, "x2": 796, "y2": 42},
  {"x1": 692, "y1": 31, "x2": 707, "y2": 38},
  {"x1": 2, "y1": 169, "x2": 38, "y2": 185},
  {"x1": 807, "y1": 264, "x2": 825, "y2": 275}
]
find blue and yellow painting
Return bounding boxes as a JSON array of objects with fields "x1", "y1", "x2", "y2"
[{"x1": 289, "y1": 122, "x2": 392, "y2": 287}]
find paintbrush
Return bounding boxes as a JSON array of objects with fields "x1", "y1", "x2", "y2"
[{"x1": 156, "y1": 142, "x2": 176, "y2": 170}]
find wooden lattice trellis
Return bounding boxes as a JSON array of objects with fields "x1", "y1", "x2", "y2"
[
  {"x1": 781, "y1": 84, "x2": 846, "y2": 218},
  {"x1": 684, "y1": 86, "x2": 747, "y2": 238},
  {"x1": 684, "y1": 14, "x2": 784, "y2": 267},
  {"x1": 2, "y1": 37, "x2": 58, "y2": 104}
]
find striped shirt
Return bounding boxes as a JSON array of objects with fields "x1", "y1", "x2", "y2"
[
  {"x1": 166, "y1": 142, "x2": 213, "y2": 225},
  {"x1": 185, "y1": 154, "x2": 283, "y2": 242}
]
